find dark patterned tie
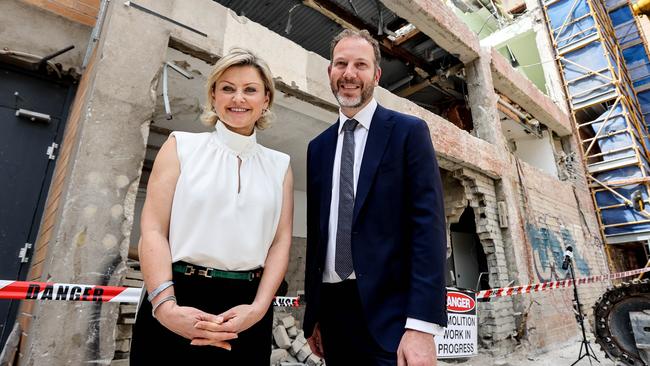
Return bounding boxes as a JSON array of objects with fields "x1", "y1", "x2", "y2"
[{"x1": 335, "y1": 118, "x2": 359, "y2": 280}]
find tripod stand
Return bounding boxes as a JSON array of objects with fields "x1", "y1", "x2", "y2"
[{"x1": 567, "y1": 258, "x2": 600, "y2": 366}]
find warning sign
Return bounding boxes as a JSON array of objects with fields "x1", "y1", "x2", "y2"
[{"x1": 436, "y1": 288, "x2": 478, "y2": 358}]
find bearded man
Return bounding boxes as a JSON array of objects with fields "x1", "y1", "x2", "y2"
[{"x1": 304, "y1": 29, "x2": 448, "y2": 366}]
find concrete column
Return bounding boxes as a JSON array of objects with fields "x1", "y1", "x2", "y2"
[
  {"x1": 465, "y1": 48, "x2": 508, "y2": 149},
  {"x1": 464, "y1": 49, "x2": 547, "y2": 353},
  {"x1": 531, "y1": 10, "x2": 568, "y2": 112},
  {"x1": 521, "y1": 0, "x2": 567, "y2": 110},
  {"x1": 22, "y1": 1, "x2": 173, "y2": 364}
]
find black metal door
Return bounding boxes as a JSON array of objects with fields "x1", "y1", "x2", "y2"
[{"x1": 0, "y1": 65, "x2": 74, "y2": 347}]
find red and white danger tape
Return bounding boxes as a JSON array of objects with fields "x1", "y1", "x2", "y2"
[
  {"x1": 476, "y1": 266, "x2": 650, "y2": 300},
  {"x1": 3, "y1": 266, "x2": 648, "y2": 305},
  {"x1": 0, "y1": 280, "x2": 302, "y2": 307},
  {"x1": 0, "y1": 281, "x2": 141, "y2": 303}
]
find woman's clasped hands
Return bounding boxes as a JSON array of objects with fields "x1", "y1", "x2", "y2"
[
  {"x1": 191, "y1": 303, "x2": 267, "y2": 349},
  {"x1": 154, "y1": 301, "x2": 239, "y2": 350}
]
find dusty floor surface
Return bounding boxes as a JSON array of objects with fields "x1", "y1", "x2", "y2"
[{"x1": 439, "y1": 337, "x2": 616, "y2": 366}]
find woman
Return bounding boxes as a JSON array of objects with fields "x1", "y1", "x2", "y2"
[{"x1": 130, "y1": 48, "x2": 293, "y2": 365}]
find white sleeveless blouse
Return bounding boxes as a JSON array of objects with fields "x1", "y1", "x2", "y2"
[{"x1": 168, "y1": 121, "x2": 290, "y2": 271}]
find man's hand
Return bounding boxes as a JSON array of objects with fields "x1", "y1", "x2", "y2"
[
  {"x1": 306, "y1": 323, "x2": 325, "y2": 358},
  {"x1": 397, "y1": 329, "x2": 437, "y2": 366}
]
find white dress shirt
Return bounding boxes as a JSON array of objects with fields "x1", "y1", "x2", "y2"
[{"x1": 323, "y1": 98, "x2": 444, "y2": 336}]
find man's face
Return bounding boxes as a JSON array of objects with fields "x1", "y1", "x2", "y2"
[{"x1": 328, "y1": 37, "x2": 381, "y2": 113}]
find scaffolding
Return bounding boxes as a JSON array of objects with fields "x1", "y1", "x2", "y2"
[
  {"x1": 542, "y1": 0, "x2": 650, "y2": 252},
  {"x1": 606, "y1": 0, "x2": 650, "y2": 124}
]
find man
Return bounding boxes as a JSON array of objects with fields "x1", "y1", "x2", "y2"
[{"x1": 304, "y1": 29, "x2": 448, "y2": 366}]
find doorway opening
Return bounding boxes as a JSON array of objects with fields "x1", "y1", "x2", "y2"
[{"x1": 448, "y1": 206, "x2": 490, "y2": 291}]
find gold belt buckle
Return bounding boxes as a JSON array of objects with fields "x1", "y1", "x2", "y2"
[
  {"x1": 198, "y1": 268, "x2": 213, "y2": 278},
  {"x1": 184, "y1": 265, "x2": 195, "y2": 276}
]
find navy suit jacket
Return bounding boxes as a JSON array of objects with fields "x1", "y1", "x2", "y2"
[{"x1": 304, "y1": 104, "x2": 448, "y2": 352}]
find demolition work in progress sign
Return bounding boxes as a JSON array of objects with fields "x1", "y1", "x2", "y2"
[{"x1": 437, "y1": 289, "x2": 478, "y2": 358}]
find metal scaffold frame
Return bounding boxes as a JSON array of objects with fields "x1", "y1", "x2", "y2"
[
  {"x1": 606, "y1": 0, "x2": 650, "y2": 123},
  {"x1": 542, "y1": 0, "x2": 650, "y2": 252}
]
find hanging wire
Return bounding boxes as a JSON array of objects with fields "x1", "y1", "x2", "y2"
[
  {"x1": 347, "y1": 0, "x2": 359, "y2": 15},
  {"x1": 285, "y1": 4, "x2": 301, "y2": 35}
]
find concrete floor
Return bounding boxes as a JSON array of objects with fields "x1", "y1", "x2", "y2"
[{"x1": 440, "y1": 337, "x2": 616, "y2": 366}]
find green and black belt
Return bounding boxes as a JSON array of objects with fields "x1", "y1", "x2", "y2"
[{"x1": 172, "y1": 261, "x2": 262, "y2": 281}]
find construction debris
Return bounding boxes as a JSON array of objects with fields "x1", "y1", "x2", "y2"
[{"x1": 271, "y1": 311, "x2": 324, "y2": 366}]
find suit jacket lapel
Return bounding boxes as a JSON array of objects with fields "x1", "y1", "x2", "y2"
[
  {"x1": 353, "y1": 105, "x2": 394, "y2": 223},
  {"x1": 319, "y1": 120, "x2": 339, "y2": 239}
]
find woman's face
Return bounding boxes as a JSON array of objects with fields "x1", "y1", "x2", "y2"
[{"x1": 212, "y1": 65, "x2": 269, "y2": 136}]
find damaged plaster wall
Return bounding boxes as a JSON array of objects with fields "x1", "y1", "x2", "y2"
[
  {"x1": 21, "y1": 1, "x2": 176, "y2": 364},
  {"x1": 0, "y1": 0, "x2": 91, "y2": 70}
]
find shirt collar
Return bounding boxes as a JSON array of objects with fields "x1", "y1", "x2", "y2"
[
  {"x1": 214, "y1": 120, "x2": 257, "y2": 157},
  {"x1": 337, "y1": 98, "x2": 377, "y2": 134}
]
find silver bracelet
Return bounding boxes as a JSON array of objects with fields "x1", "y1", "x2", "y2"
[
  {"x1": 147, "y1": 280, "x2": 174, "y2": 302},
  {"x1": 152, "y1": 295, "x2": 176, "y2": 319}
]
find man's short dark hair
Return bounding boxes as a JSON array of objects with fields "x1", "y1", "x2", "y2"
[{"x1": 329, "y1": 29, "x2": 381, "y2": 69}]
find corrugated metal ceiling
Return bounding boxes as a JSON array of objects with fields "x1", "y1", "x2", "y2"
[{"x1": 212, "y1": 0, "x2": 465, "y2": 112}]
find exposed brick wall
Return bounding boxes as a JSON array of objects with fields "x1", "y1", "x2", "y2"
[
  {"x1": 440, "y1": 156, "x2": 609, "y2": 352},
  {"x1": 513, "y1": 161, "x2": 609, "y2": 348},
  {"x1": 452, "y1": 168, "x2": 518, "y2": 351},
  {"x1": 20, "y1": 0, "x2": 99, "y2": 26}
]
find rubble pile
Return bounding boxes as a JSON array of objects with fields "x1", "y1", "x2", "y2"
[{"x1": 271, "y1": 312, "x2": 325, "y2": 366}]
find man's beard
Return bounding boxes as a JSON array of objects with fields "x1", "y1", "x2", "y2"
[{"x1": 332, "y1": 80, "x2": 374, "y2": 108}]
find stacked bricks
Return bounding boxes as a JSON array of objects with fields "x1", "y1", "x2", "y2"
[
  {"x1": 111, "y1": 261, "x2": 142, "y2": 365},
  {"x1": 272, "y1": 311, "x2": 324, "y2": 366},
  {"x1": 452, "y1": 168, "x2": 518, "y2": 349}
]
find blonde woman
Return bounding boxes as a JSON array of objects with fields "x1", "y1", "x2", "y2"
[{"x1": 130, "y1": 48, "x2": 293, "y2": 365}]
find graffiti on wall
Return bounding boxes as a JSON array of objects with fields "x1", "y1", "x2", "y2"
[{"x1": 526, "y1": 223, "x2": 591, "y2": 282}]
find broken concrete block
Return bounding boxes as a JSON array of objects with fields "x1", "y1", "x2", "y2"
[
  {"x1": 295, "y1": 331, "x2": 306, "y2": 344},
  {"x1": 271, "y1": 348, "x2": 289, "y2": 365},
  {"x1": 281, "y1": 315, "x2": 295, "y2": 328},
  {"x1": 285, "y1": 353, "x2": 299, "y2": 363},
  {"x1": 297, "y1": 344, "x2": 312, "y2": 362},
  {"x1": 287, "y1": 325, "x2": 298, "y2": 338},
  {"x1": 115, "y1": 324, "x2": 132, "y2": 340},
  {"x1": 289, "y1": 338, "x2": 303, "y2": 356},
  {"x1": 273, "y1": 325, "x2": 292, "y2": 349},
  {"x1": 306, "y1": 353, "x2": 322, "y2": 366},
  {"x1": 114, "y1": 339, "x2": 130, "y2": 353}
]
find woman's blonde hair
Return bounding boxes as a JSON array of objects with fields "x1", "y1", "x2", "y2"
[{"x1": 200, "y1": 48, "x2": 275, "y2": 129}]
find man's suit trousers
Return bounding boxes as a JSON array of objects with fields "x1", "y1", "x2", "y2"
[{"x1": 320, "y1": 280, "x2": 398, "y2": 366}]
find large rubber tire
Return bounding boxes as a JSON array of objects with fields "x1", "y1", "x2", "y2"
[{"x1": 593, "y1": 280, "x2": 650, "y2": 366}]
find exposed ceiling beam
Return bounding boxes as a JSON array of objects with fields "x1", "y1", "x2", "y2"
[
  {"x1": 303, "y1": 0, "x2": 358, "y2": 31},
  {"x1": 303, "y1": 0, "x2": 445, "y2": 77},
  {"x1": 393, "y1": 28, "x2": 421, "y2": 46},
  {"x1": 397, "y1": 64, "x2": 464, "y2": 98}
]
